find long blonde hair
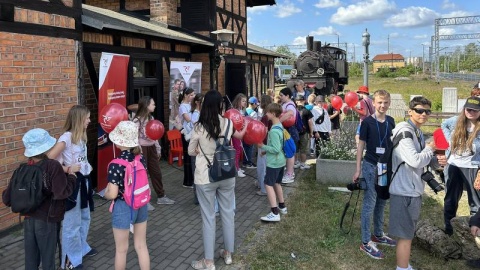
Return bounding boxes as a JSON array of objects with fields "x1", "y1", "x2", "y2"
[
  {"x1": 232, "y1": 93, "x2": 246, "y2": 110},
  {"x1": 64, "y1": 105, "x2": 89, "y2": 145},
  {"x1": 451, "y1": 110, "x2": 480, "y2": 154}
]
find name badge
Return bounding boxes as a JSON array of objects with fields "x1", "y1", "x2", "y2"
[{"x1": 376, "y1": 147, "x2": 385, "y2": 154}]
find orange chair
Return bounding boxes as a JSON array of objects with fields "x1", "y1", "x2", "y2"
[{"x1": 167, "y1": 129, "x2": 183, "y2": 166}]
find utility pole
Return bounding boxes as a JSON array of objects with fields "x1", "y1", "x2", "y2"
[
  {"x1": 362, "y1": 29, "x2": 370, "y2": 87},
  {"x1": 387, "y1": 34, "x2": 390, "y2": 53}
]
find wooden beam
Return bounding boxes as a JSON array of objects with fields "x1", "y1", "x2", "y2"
[
  {"x1": 0, "y1": 21, "x2": 81, "y2": 40},
  {"x1": 0, "y1": 4, "x2": 14, "y2": 22},
  {"x1": 1, "y1": 0, "x2": 81, "y2": 18}
]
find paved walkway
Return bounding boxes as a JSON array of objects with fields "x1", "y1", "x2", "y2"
[{"x1": 0, "y1": 160, "x2": 303, "y2": 269}]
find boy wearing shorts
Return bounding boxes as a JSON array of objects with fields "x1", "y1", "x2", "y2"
[
  {"x1": 389, "y1": 96, "x2": 438, "y2": 270},
  {"x1": 257, "y1": 103, "x2": 288, "y2": 222},
  {"x1": 294, "y1": 94, "x2": 313, "y2": 169}
]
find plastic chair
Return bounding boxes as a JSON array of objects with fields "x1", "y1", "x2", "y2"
[{"x1": 167, "y1": 129, "x2": 183, "y2": 166}]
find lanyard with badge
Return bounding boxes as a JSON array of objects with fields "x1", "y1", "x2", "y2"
[{"x1": 374, "y1": 115, "x2": 388, "y2": 154}]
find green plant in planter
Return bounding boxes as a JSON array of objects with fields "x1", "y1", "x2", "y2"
[{"x1": 319, "y1": 126, "x2": 357, "y2": 161}]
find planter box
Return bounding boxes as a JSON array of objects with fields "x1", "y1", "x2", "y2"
[{"x1": 316, "y1": 157, "x2": 357, "y2": 185}]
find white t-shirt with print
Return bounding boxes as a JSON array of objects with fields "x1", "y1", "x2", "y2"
[{"x1": 58, "y1": 132, "x2": 92, "y2": 176}]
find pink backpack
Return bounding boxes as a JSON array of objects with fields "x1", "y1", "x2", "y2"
[{"x1": 108, "y1": 155, "x2": 151, "y2": 209}]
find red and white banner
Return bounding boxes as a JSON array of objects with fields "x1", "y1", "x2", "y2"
[{"x1": 97, "y1": 53, "x2": 130, "y2": 193}]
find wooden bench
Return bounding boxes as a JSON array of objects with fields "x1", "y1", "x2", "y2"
[{"x1": 403, "y1": 111, "x2": 457, "y2": 127}]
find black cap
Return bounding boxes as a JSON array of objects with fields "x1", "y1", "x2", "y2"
[{"x1": 465, "y1": 96, "x2": 480, "y2": 111}]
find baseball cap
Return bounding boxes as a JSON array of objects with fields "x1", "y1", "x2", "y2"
[
  {"x1": 464, "y1": 96, "x2": 480, "y2": 111},
  {"x1": 295, "y1": 94, "x2": 305, "y2": 101},
  {"x1": 432, "y1": 128, "x2": 449, "y2": 151},
  {"x1": 248, "y1": 97, "x2": 259, "y2": 104}
]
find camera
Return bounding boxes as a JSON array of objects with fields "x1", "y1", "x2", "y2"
[
  {"x1": 421, "y1": 171, "x2": 444, "y2": 194},
  {"x1": 347, "y1": 178, "x2": 367, "y2": 191}
]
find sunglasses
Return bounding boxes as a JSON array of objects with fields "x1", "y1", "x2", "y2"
[
  {"x1": 412, "y1": 108, "x2": 432, "y2": 115},
  {"x1": 466, "y1": 108, "x2": 480, "y2": 113}
]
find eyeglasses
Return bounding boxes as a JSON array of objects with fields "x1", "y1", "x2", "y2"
[
  {"x1": 412, "y1": 108, "x2": 432, "y2": 115},
  {"x1": 466, "y1": 108, "x2": 480, "y2": 113}
]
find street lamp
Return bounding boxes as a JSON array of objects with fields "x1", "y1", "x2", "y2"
[
  {"x1": 211, "y1": 29, "x2": 236, "y2": 90},
  {"x1": 362, "y1": 28, "x2": 370, "y2": 87}
]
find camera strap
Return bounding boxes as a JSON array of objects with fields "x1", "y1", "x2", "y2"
[{"x1": 340, "y1": 190, "x2": 361, "y2": 234}]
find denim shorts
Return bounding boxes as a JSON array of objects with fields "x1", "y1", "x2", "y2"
[
  {"x1": 264, "y1": 166, "x2": 285, "y2": 186},
  {"x1": 111, "y1": 199, "x2": 148, "y2": 229}
]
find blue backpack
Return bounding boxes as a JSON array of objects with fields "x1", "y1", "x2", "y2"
[
  {"x1": 287, "y1": 104, "x2": 305, "y2": 134},
  {"x1": 272, "y1": 126, "x2": 296, "y2": 158}
]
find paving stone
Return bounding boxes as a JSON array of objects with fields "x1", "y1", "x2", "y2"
[{"x1": 0, "y1": 160, "x2": 307, "y2": 269}]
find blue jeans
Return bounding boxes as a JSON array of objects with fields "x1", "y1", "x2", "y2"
[
  {"x1": 256, "y1": 148, "x2": 267, "y2": 193},
  {"x1": 360, "y1": 161, "x2": 387, "y2": 243},
  {"x1": 242, "y1": 143, "x2": 254, "y2": 165},
  {"x1": 61, "y1": 187, "x2": 92, "y2": 268},
  {"x1": 24, "y1": 218, "x2": 57, "y2": 270}
]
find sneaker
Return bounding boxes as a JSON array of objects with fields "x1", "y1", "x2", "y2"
[
  {"x1": 256, "y1": 191, "x2": 267, "y2": 196},
  {"x1": 244, "y1": 163, "x2": 256, "y2": 169},
  {"x1": 237, "y1": 171, "x2": 246, "y2": 178},
  {"x1": 371, "y1": 234, "x2": 397, "y2": 246},
  {"x1": 157, "y1": 196, "x2": 175, "y2": 205},
  {"x1": 183, "y1": 185, "x2": 194, "y2": 189},
  {"x1": 147, "y1": 202, "x2": 155, "y2": 211},
  {"x1": 84, "y1": 248, "x2": 98, "y2": 257},
  {"x1": 260, "y1": 212, "x2": 280, "y2": 222},
  {"x1": 360, "y1": 241, "x2": 384, "y2": 259},
  {"x1": 66, "y1": 262, "x2": 83, "y2": 269},
  {"x1": 281, "y1": 173, "x2": 294, "y2": 184},
  {"x1": 279, "y1": 207, "x2": 288, "y2": 215},
  {"x1": 219, "y1": 249, "x2": 233, "y2": 265},
  {"x1": 293, "y1": 161, "x2": 301, "y2": 169},
  {"x1": 300, "y1": 163, "x2": 311, "y2": 170},
  {"x1": 191, "y1": 259, "x2": 215, "y2": 270},
  {"x1": 238, "y1": 168, "x2": 245, "y2": 173}
]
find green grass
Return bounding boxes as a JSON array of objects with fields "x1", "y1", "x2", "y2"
[{"x1": 238, "y1": 169, "x2": 470, "y2": 270}]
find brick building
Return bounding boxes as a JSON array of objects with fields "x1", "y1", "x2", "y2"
[{"x1": 0, "y1": 0, "x2": 278, "y2": 231}]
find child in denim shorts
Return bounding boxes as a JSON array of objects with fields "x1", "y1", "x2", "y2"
[{"x1": 104, "y1": 121, "x2": 150, "y2": 269}]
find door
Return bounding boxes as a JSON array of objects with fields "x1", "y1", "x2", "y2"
[{"x1": 225, "y1": 63, "x2": 246, "y2": 102}]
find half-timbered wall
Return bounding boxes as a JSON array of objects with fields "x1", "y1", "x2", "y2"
[
  {"x1": 0, "y1": 0, "x2": 81, "y2": 231},
  {"x1": 248, "y1": 53, "x2": 275, "y2": 97}
]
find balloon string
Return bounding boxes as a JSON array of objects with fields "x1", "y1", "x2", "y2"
[{"x1": 112, "y1": 142, "x2": 116, "y2": 158}]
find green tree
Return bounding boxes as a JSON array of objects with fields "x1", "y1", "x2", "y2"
[{"x1": 275, "y1": 45, "x2": 297, "y2": 65}]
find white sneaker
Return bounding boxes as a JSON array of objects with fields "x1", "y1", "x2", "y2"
[
  {"x1": 239, "y1": 169, "x2": 245, "y2": 173},
  {"x1": 300, "y1": 163, "x2": 311, "y2": 170},
  {"x1": 282, "y1": 173, "x2": 294, "y2": 184},
  {"x1": 237, "y1": 171, "x2": 246, "y2": 178},
  {"x1": 260, "y1": 212, "x2": 280, "y2": 222},
  {"x1": 279, "y1": 207, "x2": 288, "y2": 215},
  {"x1": 147, "y1": 202, "x2": 155, "y2": 211},
  {"x1": 157, "y1": 196, "x2": 175, "y2": 205},
  {"x1": 293, "y1": 161, "x2": 301, "y2": 169}
]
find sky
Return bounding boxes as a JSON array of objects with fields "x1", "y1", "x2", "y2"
[{"x1": 246, "y1": 0, "x2": 480, "y2": 62}]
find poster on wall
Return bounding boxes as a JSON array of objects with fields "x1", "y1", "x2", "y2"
[
  {"x1": 97, "y1": 53, "x2": 130, "y2": 194},
  {"x1": 168, "y1": 61, "x2": 202, "y2": 128}
]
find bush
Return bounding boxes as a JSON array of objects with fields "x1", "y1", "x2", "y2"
[{"x1": 319, "y1": 126, "x2": 357, "y2": 161}]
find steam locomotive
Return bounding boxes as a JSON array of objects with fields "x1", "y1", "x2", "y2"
[{"x1": 289, "y1": 36, "x2": 348, "y2": 96}]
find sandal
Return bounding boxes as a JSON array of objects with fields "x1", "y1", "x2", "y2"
[{"x1": 191, "y1": 259, "x2": 215, "y2": 270}]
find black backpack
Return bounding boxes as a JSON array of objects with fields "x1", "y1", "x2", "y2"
[
  {"x1": 375, "y1": 131, "x2": 413, "y2": 200},
  {"x1": 9, "y1": 161, "x2": 47, "y2": 214},
  {"x1": 199, "y1": 120, "x2": 237, "y2": 182}
]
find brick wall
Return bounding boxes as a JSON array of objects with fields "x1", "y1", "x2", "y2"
[
  {"x1": 0, "y1": 33, "x2": 78, "y2": 230},
  {"x1": 150, "y1": 0, "x2": 180, "y2": 26},
  {"x1": 85, "y1": 0, "x2": 149, "y2": 11}
]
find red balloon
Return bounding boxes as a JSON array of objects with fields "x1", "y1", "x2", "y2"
[
  {"x1": 243, "y1": 116, "x2": 253, "y2": 128},
  {"x1": 345, "y1": 92, "x2": 359, "y2": 108},
  {"x1": 280, "y1": 112, "x2": 295, "y2": 128},
  {"x1": 224, "y1": 109, "x2": 244, "y2": 131},
  {"x1": 331, "y1": 96, "x2": 343, "y2": 110},
  {"x1": 99, "y1": 103, "x2": 128, "y2": 133},
  {"x1": 145, "y1": 120, "x2": 165, "y2": 140},
  {"x1": 243, "y1": 120, "x2": 267, "y2": 145}
]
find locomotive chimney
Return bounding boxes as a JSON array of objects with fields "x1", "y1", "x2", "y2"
[
  {"x1": 306, "y1": 36, "x2": 314, "y2": 51},
  {"x1": 313, "y1": 41, "x2": 321, "y2": 52}
]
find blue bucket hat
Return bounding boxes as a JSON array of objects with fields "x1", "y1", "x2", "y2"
[{"x1": 23, "y1": 128, "x2": 57, "y2": 157}]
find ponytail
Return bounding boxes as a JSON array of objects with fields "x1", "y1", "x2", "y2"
[{"x1": 178, "y1": 87, "x2": 194, "y2": 104}]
